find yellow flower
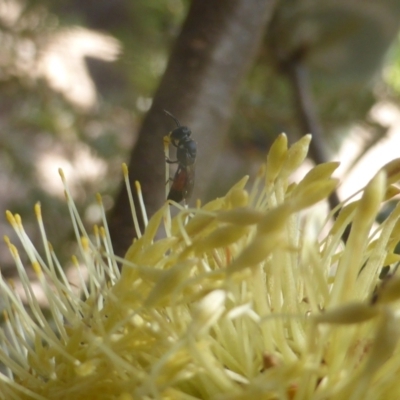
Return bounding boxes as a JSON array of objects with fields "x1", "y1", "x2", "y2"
[{"x1": 2, "y1": 133, "x2": 400, "y2": 400}]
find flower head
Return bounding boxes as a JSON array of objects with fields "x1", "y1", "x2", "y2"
[{"x1": 2, "y1": 134, "x2": 400, "y2": 399}]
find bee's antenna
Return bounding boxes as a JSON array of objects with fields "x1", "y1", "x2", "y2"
[{"x1": 164, "y1": 110, "x2": 181, "y2": 127}]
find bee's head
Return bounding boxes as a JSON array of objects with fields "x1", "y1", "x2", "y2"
[{"x1": 170, "y1": 126, "x2": 191, "y2": 146}]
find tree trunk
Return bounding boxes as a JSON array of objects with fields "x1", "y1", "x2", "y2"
[{"x1": 109, "y1": 0, "x2": 277, "y2": 256}]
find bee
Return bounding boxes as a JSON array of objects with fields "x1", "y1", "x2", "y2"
[{"x1": 164, "y1": 110, "x2": 197, "y2": 203}]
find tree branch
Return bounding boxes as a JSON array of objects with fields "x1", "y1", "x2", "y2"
[{"x1": 109, "y1": 0, "x2": 278, "y2": 256}]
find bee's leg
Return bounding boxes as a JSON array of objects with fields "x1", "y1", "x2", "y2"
[{"x1": 165, "y1": 157, "x2": 178, "y2": 164}]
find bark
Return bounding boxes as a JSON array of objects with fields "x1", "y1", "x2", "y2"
[
  {"x1": 109, "y1": 0, "x2": 277, "y2": 256},
  {"x1": 286, "y1": 59, "x2": 342, "y2": 213}
]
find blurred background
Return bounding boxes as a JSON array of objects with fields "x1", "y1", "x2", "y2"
[{"x1": 2, "y1": 0, "x2": 400, "y2": 280}]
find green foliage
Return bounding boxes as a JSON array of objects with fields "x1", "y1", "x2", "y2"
[
  {"x1": 233, "y1": 0, "x2": 400, "y2": 151},
  {"x1": 384, "y1": 34, "x2": 400, "y2": 96}
]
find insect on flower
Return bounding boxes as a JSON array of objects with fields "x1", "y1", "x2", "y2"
[{"x1": 164, "y1": 110, "x2": 197, "y2": 203}]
